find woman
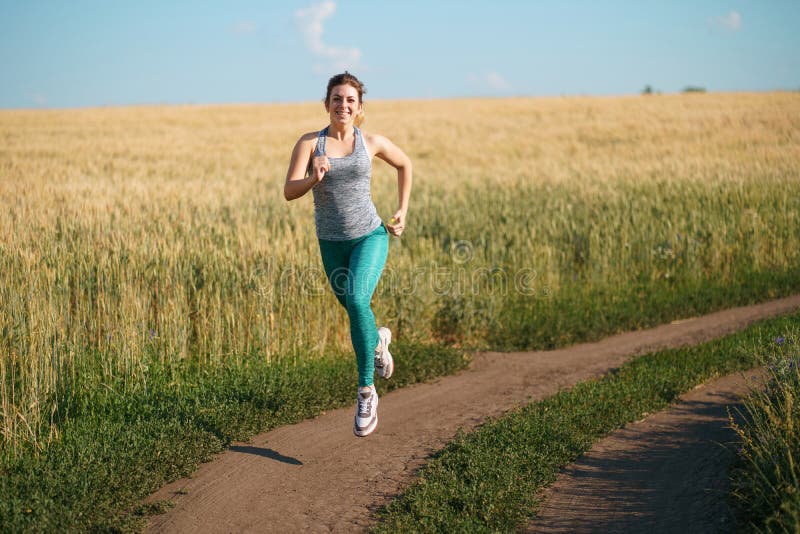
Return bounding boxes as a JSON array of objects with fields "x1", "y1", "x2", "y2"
[{"x1": 284, "y1": 72, "x2": 412, "y2": 437}]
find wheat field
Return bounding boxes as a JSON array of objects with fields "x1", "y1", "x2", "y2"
[{"x1": 1, "y1": 92, "x2": 799, "y2": 454}]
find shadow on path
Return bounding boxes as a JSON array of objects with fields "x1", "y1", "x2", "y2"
[
  {"x1": 527, "y1": 374, "x2": 759, "y2": 533},
  {"x1": 228, "y1": 446, "x2": 303, "y2": 465}
]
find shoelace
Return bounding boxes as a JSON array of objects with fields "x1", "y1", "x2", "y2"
[{"x1": 358, "y1": 394, "x2": 373, "y2": 417}]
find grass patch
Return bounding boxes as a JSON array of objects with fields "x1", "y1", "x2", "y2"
[
  {"x1": 0, "y1": 341, "x2": 467, "y2": 532},
  {"x1": 729, "y1": 329, "x2": 800, "y2": 532},
  {"x1": 489, "y1": 267, "x2": 800, "y2": 351},
  {"x1": 374, "y1": 312, "x2": 800, "y2": 533}
]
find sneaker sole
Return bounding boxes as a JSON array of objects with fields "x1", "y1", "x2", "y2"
[
  {"x1": 382, "y1": 352, "x2": 394, "y2": 379},
  {"x1": 353, "y1": 414, "x2": 378, "y2": 437},
  {"x1": 376, "y1": 327, "x2": 393, "y2": 380}
]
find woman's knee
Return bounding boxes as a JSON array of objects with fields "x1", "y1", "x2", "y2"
[{"x1": 345, "y1": 294, "x2": 373, "y2": 317}]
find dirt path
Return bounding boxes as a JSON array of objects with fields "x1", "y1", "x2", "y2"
[
  {"x1": 526, "y1": 369, "x2": 764, "y2": 534},
  {"x1": 145, "y1": 296, "x2": 800, "y2": 533}
]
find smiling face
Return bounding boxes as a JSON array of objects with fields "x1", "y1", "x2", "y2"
[{"x1": 325, "y1": 84, "x2": 362, "y2": 127}]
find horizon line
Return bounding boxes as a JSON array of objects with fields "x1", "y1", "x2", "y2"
[{"x1": 2, "y1": 88, "x2": 798, "y2": 113}]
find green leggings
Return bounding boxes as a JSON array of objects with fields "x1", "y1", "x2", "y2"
[{"x1": 318, "y1": 224, "x2": 389, "y2": 387}]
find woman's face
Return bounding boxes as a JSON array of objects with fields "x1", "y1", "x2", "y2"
[{"x1": 326, "y1": 84, "x2": 362, "y2": 126}]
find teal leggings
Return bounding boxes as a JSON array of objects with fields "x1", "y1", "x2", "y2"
[{"x1": 318, "y1": 224, "x2": 389, "y2": 387}]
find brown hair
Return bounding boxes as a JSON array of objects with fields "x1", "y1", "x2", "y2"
[{"x1": 324, "y1": 71, "x2": 366, "y2": 127}]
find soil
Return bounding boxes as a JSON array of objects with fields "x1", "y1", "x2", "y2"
[
  {"x1": 145, "y1": 295, "x2": 800, "y2": 533},
  {"x1": 525, "y1": 369, "x2": 765, "y2": 533}
]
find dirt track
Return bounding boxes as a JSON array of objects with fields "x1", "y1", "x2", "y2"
[
  {"x1": 526, "y1": 369, "x2": 764, "y2": 533},
  {"x1": 145, "y1": 296, "x2": 800, "y2": 533}
]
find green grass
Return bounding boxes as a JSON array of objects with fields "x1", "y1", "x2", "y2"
[
  {"x1": 0, "y1": 342, "x2": 467, "y2": 532},
  {"x1": 488, "y1": 266, "x2": 800, "y2": 351},
  {"x1": 374, "y1": 312, "x2": 800, "y2": 533},
  {"x1": 728, "y1": 329, "x2": 800, "y2": 532}
]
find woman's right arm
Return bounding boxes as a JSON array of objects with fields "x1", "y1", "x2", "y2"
[{"x1": 284, "y1": 134, "x2": 329, "y2": 201}]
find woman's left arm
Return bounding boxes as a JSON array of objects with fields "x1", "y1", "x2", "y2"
[{"x1": 369, "y1": 133, "x2": 413, "y2": 237}]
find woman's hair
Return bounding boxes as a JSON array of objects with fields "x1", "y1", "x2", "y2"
[{"x1": 324, "y1": 71, "x2": 366, "y2": 127}]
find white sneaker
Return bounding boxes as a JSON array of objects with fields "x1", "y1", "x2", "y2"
[
  {"x1": 354, "y1": 386, "x2": 378, "y2": 437},
  {"x1": 374, "y1": 327, "x2": 394, "y2": 379}
]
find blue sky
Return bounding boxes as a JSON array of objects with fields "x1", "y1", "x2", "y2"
[{"x1": 1, "y1": 0, "x2": 798, "y2": 109}]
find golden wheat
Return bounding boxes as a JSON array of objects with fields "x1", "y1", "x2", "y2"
[{"x1": 1, "y1": 92, "x2": 799, "y2": 453}]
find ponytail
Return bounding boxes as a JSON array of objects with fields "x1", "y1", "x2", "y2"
[{"x1": 354, "y1": 106, "x2": 365, "y2": 127}]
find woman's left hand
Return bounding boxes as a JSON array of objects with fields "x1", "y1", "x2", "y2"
[{"x1": 386, "y1": 211, "x2": 406, "y2": 237}]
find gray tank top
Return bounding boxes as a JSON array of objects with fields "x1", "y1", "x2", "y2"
[{"x1": 311, "y1": 126, "x2": 383, "y2": 241}]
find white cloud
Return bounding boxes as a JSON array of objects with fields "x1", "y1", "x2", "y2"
[
  {"x1": 468, "y1": 72, "x2": 513, "y2": 93},
  {"x1": 32, "y1": 94, "x2": 47, "y2": 106},
  {"x1": 295, "y1": 1, "x2": 362, "y2": 72},
  {"x1": 714, "y1": 11, "x2": 742, "y2": 31},
  {"x1": 230, "y1": 21, "x2": 256, "y2": 35},
  {"x1": 486, "y1": 72, "x2": 511, "y2": 91}
]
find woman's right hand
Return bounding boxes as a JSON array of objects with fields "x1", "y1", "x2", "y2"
[{"x1": 312, "y1": 155, "x2": 330, "y2": 182}]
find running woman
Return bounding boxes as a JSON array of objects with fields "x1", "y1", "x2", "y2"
[{"x1": 283, "y1": 72, "x2": 412, "y2": 437}]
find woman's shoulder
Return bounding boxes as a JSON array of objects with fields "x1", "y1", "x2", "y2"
[
  {"x1": 293, "y1": 130, "x2": 324, "y2": 149},
  {"x1": 298, "y1": 130, "x2": 324, "y2": 141},
  {"x1": 359, "y1": 129, "x2": 390, "y2": 148}
]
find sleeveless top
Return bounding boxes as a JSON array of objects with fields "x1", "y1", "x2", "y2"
[{"x1": 311, "y1": 126, "x2": 383, "y2": 241}]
